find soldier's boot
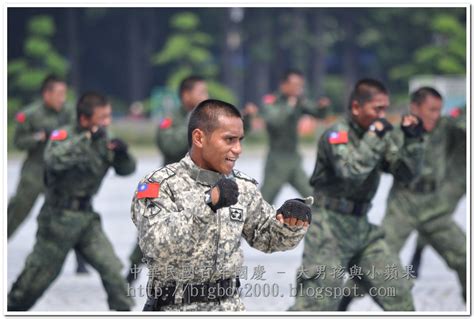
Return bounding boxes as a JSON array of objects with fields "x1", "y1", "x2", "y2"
[
  {"x1": 75, "y1": 250, "x2": 90, "y2": 274},
  {"x1": 410, "y1": 245, "x2": 424, "y2": 278}
]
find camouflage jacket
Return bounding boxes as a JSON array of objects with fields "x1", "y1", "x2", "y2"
[
  {"x1": 131, "y1": 154, "x2": 306, "y2": 291},
  {"x1": 445, "y1": 109, "x2": 466, "y2": 187},
  {"x1": 44, "y1": 124, "x2": 136, "y2": 200},
  {"x1": 310, "y1": 117, "x2": 424, "y2": 203},
  {"x1": 13, "y1": 100, "x2": 74, "y2": 162},
  {"x1": 156, "y1": 106, "x2": 189, "y2": 165},
  {"x1": 392, "y1": 115, "x2": 465, "y2": 192},
  {"x1": 261, "y1": 93, "x2": 328, "y2": 153}
]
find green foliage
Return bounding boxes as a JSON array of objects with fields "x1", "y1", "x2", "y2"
[
  {"x1": 24, "y1": 37, "x2": 51, "y2": 57},
  {"x1": 207, "y1": 81, "x2": 237, "y2": 105},
  {"x1": 152, "y1": 11, "x2": 236, "y2": 105},
  {"x1": 152, "y1": 35, "x2": 190, "y2": 64},
  {"x1": 8, "y1": 15, "x2": 69, "y2": 113},
  {"x1": 387, "y1": 9, "x2": 465, "y2": 85},
  {"x1": 16, "y1": 69, "x2": 49, "y2": 90},
  {"x1": 171, "y1": 12, "x2": 199, "y2": 30},
  {"x1": 321, "y1": 75, "x2": 346, "y2": 113},
  {"x1": 27, "y1": 15, "x2": 55, "y2": 36}
]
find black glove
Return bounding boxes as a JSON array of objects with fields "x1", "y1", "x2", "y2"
[
  {"x1": 369, "y1": 118, "x2": 393, "y2": 138},
  {"x1": 208, "y1": 178, "x2": 239, "y2": 212},
  {"x1": 277, "y1": 198, "x2": 312, "y2": 224},
  {"x1": 110, "y1": 138, "x2": 128, "y2": 154},
  {"x1": 401, "y1": 114, "x2": 425, "y2": 138},
  {"x1": 91, "y1": 126, "x2": 107, "y2": 140}
]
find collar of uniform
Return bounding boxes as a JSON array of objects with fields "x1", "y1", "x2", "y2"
[
  {"x1": 179, "y1": 105, "x2": 189, "y2": 116},
  {"x1": 182, "y1": 154, "x2": 223, "y2": 186},
  {"x1": 348, "y1": 117, "x2": 366, "y2": 137},
  {"x1": 42, "y1": 102, "x2": 60, "y2": 114},
  {"x1": 75, "y1": 124, "x2": 89, "y2": 134}
]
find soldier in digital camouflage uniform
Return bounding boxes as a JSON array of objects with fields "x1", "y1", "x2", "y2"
[
  {"x1": 8, "y1": 92, "x2": 136, "y2": 311},
  {"x1": 290, "y1": 79, "x2": 425, "y2": 311},
  {"x1": 126, "y1": 75, "x2": 209, "y2": 284},
  {"x1": 131, "y1": 99, "x2": 313, "y2": 311},
  {"x1": 246, "y1": 69, "x2": 329, "y2": 204},
  {"x1": 382, "y1": 87, "x2": 466, "y2": 300}
]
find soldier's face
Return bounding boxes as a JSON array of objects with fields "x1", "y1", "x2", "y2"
[
  {"x1": 281, "y1": 74, "x2": 304, "y2": 98},
  {"x1": 43, "y1": 82, "x2": 67, "y2": 112},
  {"x1": 80, "y1": 104, "x2": 112, "y2": 130},
  {"x1": 200, "y1": 115, "x2": 244, "y2": 175},
  {"x1": 410, "y1": 95, "x2": 442, "y2": 132},
  {"x1": 352, "y1": 93, "x2": 389, "y2": 130},
  {"x1": 183, "y1": 81, "x2": 209, "y2": 111}
]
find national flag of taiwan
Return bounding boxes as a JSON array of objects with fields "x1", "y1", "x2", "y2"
[
  {"x1": 263, "y1": 94, "x2": 276, "y2": 105},
  {"x1": 328, "y1": 131, "x2": 348, "y2": 144},
  {"x1": 137, "y1": 183, "x2": 160, "y2": 199},
  {"x1": 159, "y1": 118, "x2": 173, "y2": 129},
  {"x1": 15, "y1": 112, "x2": 26, "y2": 124},
  {"x1": 50, "y1": 129, "x2": 68, "y2": 141},
  {"x1": 450, "y1": 107, "x2": 461, "y2": 118}
]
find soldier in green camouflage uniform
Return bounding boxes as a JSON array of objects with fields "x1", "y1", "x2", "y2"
[
  {"x1": 131, "y1": 99, "x2": 312, "y2": 311},
  {"x1": 8, "y1": 92, "x2": 136, "y2": 311},
  {"x1": 410, "y1": 105, "x2": 466, "y2": 276},
  {"x1": 382, "y1": 87, "x2": 466, "y2": 300},
  {"x1": 290, "y1": 79, "x2": 424, "y2": 311},
  {"x1": 8, "y1": 75, "x2": 72, "y2": 238},
  {"x1": 126, "y1": 76, "x2": 209, "y2": 283},
  {"x1": 8, "y1": 75, "x2": 89, "y2": 273},
  {"x1": 256, "y1": 70, "x2": 328, "y2": 204},
  {"x1": 443, "y1": 106, "x2": 466, "y2": 204}
]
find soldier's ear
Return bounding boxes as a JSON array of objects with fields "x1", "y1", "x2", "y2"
[
  {"x1": 192, "y1": 128, "x2": 205, "y2": 148},
  {"x1": 351, "y1": 100, "x2": 360, "y2": 116},
  {"x1": 79, "y1": 114, "x2": 91, "y2": 129},
  {"x1": 409, "y1": 102, "x2": 418, "y2": 115}
]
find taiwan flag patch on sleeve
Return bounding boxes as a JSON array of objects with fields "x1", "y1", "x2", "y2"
[
  {"x1": 450, "y1": 107, "x2": 461, "y2": 118},
  {"x1": 15, "y1": 112, "x2": 26, "y2": 124},
  {"x1": 50, "y1": 129, "x2": 68, "y2": 141},
  {"x1": 137, "y1": 183, "x2": 160, "y2": 199},
  {"x1": 328, "y1": 131, "x2": 348, "y2": 144},
  {"x1": 262, "y1": 94, "x2": 276, "y2": 105}
]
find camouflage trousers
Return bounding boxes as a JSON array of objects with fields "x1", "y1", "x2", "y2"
[
  {"x1": 145, "y1": 293, "x2": 245, "y2": 311},
  {"x1": 8, "y1": 204, "x2": 133, "y2": 311},
  {"x1": 8, "y1": 158, "x2": 44, "y2": 239},
  {"x1": 412, "y1": 180, "x2": 466, "y2": 257},
  {"x1": 290, "y1": 208, "x2": 415, "y2": 311},
  {"x1": 260, "y1": 152, "x2": 312, "y2": 204},
  {"x1": 382, "y1": 188, "x2": 466, "y2": 299}
]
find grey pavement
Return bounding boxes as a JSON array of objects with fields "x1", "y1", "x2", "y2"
[{"x1": 6, "y1": 148, "x2": 467, "y2": 312}]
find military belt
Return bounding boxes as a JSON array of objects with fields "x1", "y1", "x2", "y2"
[
  {"x1": 45, "y1": 195, "x2": 92, "y2": 211},
  {"x1": 144, "y1": 277, "x2": 240, "y2": 311},
  {"x1": 323, "y1": 196, "x2": 371, "y2": 217}
]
